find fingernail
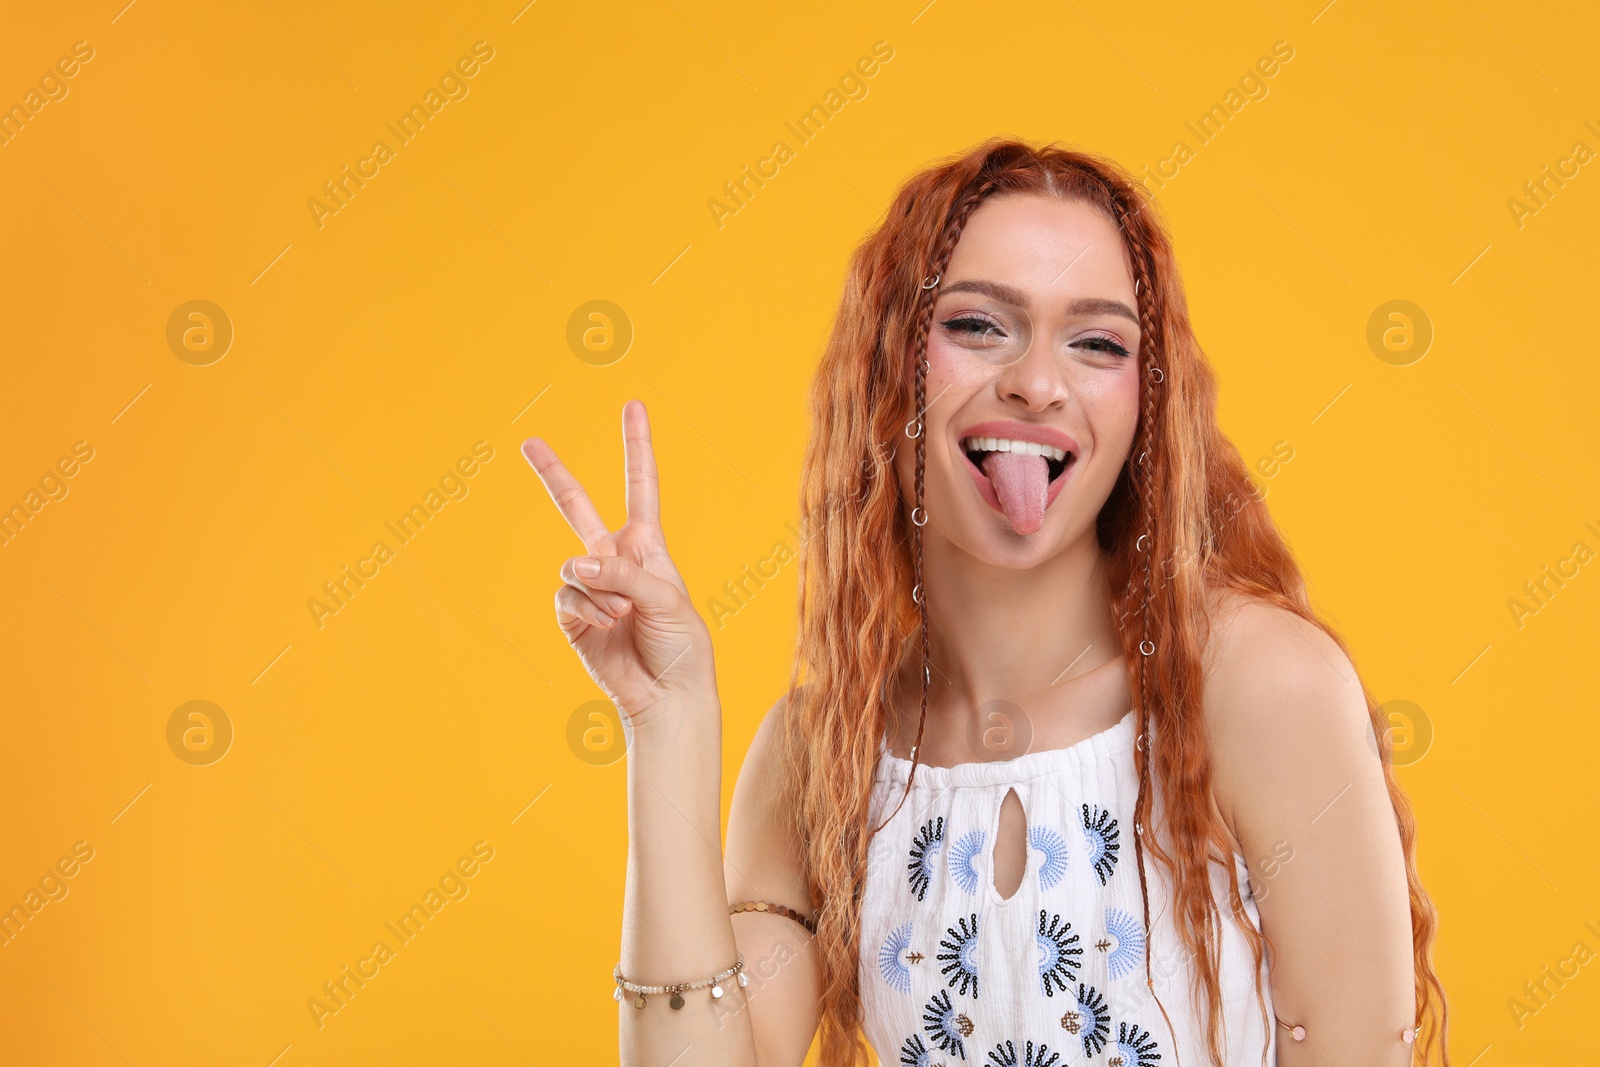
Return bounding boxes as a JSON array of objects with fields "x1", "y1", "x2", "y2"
[{"x1": 575, "y1": 557, "x2": 600, "y2": 578}]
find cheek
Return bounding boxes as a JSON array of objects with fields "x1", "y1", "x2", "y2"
[
  {"x1": 896, "y1": 353, "x2": 980, "y2": 487},
  {"x1": 1078, "y1": 368, "x2": 1142, "y2": 449},
  {"x1": 923, "y1": 348, "x2": 991, "y2": 411},
  {"x1": 923, "y1": 359, "x2": 991, "y2": 457},
  {"x1": 923, "y1": 351, "x2": 964, "y2": 406}
]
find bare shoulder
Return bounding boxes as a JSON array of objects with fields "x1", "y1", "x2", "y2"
[
  {"x1": 1198, "y1": 588, "x2": 1378, "y2": 847},
  {"x1": 1200, "y1": 587, "x2": 1364, "y2": 710}
]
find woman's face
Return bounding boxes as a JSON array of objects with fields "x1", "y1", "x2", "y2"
[{"x1": 893, "y1": 193, "x2": 1143, "y2": 565}]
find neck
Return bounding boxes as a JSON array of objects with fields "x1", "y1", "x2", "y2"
[{"x1": 895, "y1": 529, "x2": 1122, "y2": 724}]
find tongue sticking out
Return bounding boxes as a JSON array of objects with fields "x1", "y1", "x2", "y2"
[{"x1": 982, "y1": 451, "x2": 1050, "y2": 535}]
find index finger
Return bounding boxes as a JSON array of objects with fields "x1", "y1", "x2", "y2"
[
  {"x1": 521, "y1": 436, "x2": 612, "y2": 551},
  {"x1": 622, "y1": 399, "x2": 661, "y2": 525}
]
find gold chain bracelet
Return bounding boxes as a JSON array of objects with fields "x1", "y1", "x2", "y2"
[
  {"x1": 729, "y1": 899, "x2": 817, "y2": 935},
  {"x1": 613, "y1": 952, "x2": 746, "y2": 1010}
]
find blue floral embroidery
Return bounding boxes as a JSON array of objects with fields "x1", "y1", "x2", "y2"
[
  {"x1": 949, "y1": 829, "x2": 987, "y2": 896},
  {"x1": 1060, "y1": 983, "x2": 1110, "y2": 1058},
  {"x1": 938, "y1": 913, "x2": 981, "y2": 997},
  {"x1": 1029, "y1": 825, "x2": 1069, "y2": 891},
  {"x1": 899, "y1": 1033, "x2": 933, "y2": 1067},
  {"x1": 1103, "y1": 906, "x2": 1145, "y2": 981},
  {"x1": 923, "y1": 988, "x2": 972, "y2": 1059},
  {"x1": 1080, "y1": 804, "x2": 1121, "y2": 885},
  {"x1": 1036, "y1": 910, "x2": 1082, "y2": 996},
  {"x1": 985, "y1": 1039, "x2": 1063, "y2": 1067},
  {"x1": 880, "y1": 921, "x2": 915, "y2": 994},
  {"x1": 1114, "y1": 1021, "x2": 1163, "y2": 1066},
  {"x1": 908, "y1": 817, "x2": 946, "y2": 902}
]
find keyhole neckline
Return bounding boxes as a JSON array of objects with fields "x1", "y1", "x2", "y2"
[{"x1": 987, "y1": 785, "x2": 1031, "y2": 907}]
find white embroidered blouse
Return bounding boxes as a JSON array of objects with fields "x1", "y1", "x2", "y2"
[{"x1": 859, "y1": 708, "x2": 1277, "y2": 1067}]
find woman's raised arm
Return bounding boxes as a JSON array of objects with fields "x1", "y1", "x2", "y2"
[{"x1": 523, "y1": 399, "x2": 816, "y2": 1065}]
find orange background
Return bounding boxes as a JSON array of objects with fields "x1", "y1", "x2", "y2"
[{"x1": 2, "y1": 1, "x2": 1597, "y2": 1063}]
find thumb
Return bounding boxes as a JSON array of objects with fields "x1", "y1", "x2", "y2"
[{"x1": 561, "y1": 554, "x2": 681, "y2": 614}]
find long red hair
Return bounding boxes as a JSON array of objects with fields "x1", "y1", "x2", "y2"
[{"x1": 776, "y1": 137, "x2": 1449, "y2": 1066}]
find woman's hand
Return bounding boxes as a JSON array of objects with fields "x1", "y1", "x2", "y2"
[{"x1": 521, "y1": 399, "x2": 715, "y2": 729}]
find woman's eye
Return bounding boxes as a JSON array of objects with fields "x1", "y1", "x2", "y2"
[
  {"x1": 941, "y1": 315, "x2": 1003, "y2": 337},
  {"x1": 1075, "y1": 335, "x2": 1131, "y2": 357}
]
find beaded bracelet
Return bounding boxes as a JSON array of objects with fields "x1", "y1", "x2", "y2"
[
  {"x1": 1275, "y1": 1014, "x2": 1419, "y2": 1044},
  {"x1": 614, "y1": 952, "x2": 746, "y2": 1010},
  {"x1": 729, "y1": 899, "x2": 817, "y2": 935}
]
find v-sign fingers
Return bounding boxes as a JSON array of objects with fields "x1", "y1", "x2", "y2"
[
  {"x1": 521, "y1": 436, "x2": 611, "y2": 551},
  {"x1": 621, "y1": 399, "x2": 661, "y2": 527}
]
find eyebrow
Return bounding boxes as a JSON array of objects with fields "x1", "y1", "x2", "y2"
[{"x1": 939, "y1": 279, "x2": 1139, "y2": 326}]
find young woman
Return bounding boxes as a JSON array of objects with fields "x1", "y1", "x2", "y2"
[{"x1": 523, "y1": 139, "x2": 1451, "y2": 1067}]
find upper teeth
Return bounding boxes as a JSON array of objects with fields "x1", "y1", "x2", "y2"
[{"x1": 961, "y1": 436, "x2": 1069, "y2": 462}]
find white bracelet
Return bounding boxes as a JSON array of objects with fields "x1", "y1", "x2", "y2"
[{"x1": 613, "y1": 952, "x2": 747, "y2": 1009}]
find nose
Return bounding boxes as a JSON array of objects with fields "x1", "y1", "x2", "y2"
[{"x1": 994, "y1": 335, "x2": 1069, "y2": 412}]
